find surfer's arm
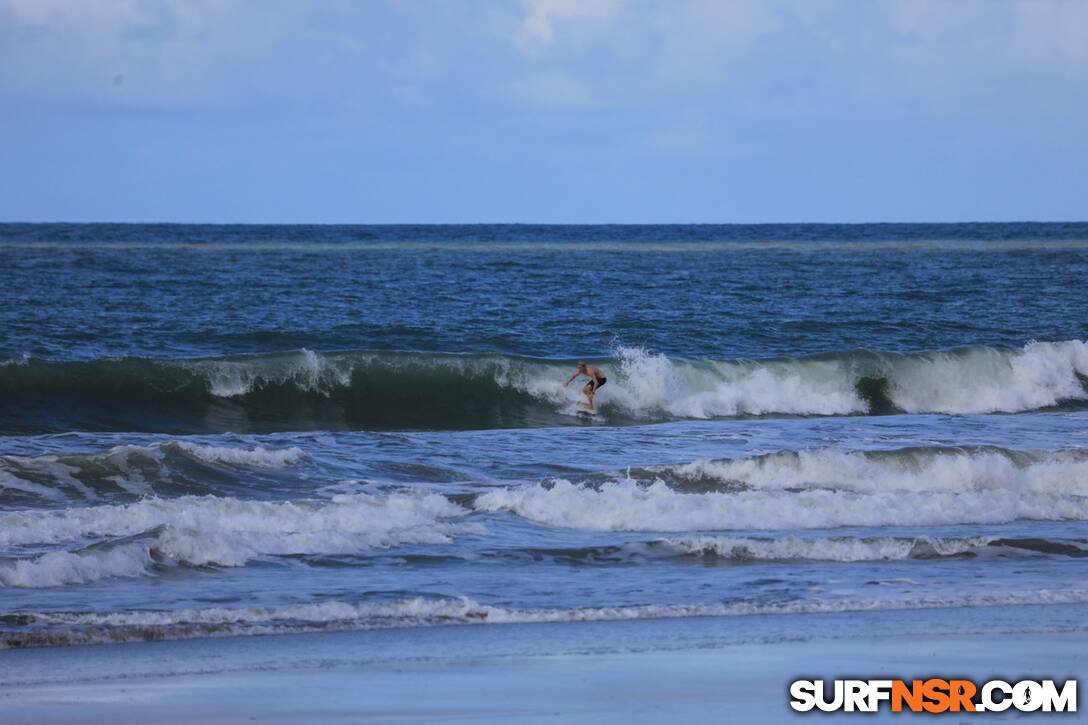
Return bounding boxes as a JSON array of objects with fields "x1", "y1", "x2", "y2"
[{"x1": 563, "y1": 370, "x2": 580, "y2": 386}]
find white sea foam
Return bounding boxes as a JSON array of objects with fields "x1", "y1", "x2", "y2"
[
  {"x1": 605, "y1": 346, "x2": 864, "y2": 417},
  {"x1": 195, "y1": 348, "x2": 355, "y2": 397},
  {"x1": 0, "y1": 491, "x2": 475, "y2": 586},
  {"x1": 0, "y1": 469, "x2": 69, "y2": 502},
  {"x1": 513, "y1": 346, "x2": 865, "y2": 418},
  {"x1": 888, "y1": 340, "x2": 1088, "y2": 414},
  {"x1": 0, "y1": 454, "x2": 105, "y2": 501},
  {"x1": 2, "y1": 529, "x2": 1070, "y2": 588},
  {"x1": 11, "y1": 589, "x2": 1088, "y2": 648},
  {"x1": 170, "y1": 442, "x2": 304, "y2": 468},
  {"x1": 509, "y1": 341, "x2": 1088, "y2": 418},
  {"x1": 0, "y1": 523, "x2": 394, "y2": 588},
  {"x1": 164, "y1": 340, "x2": 1088, "y2": 417},
  {"x1": 0, "y1": 541, "x2": 154, "y2": 587},
  {"x1": 0, "y1": 441, "x2": 304, "y2": 503},
  {"x1": 666, "y1": 448, "x2": 1088, "y2": 495},
  {"x1": 474, "y1": 479, "x2": 1088, "y2": 531},
  {"x1": 649, "y1": 535, "x2": 1002, "y2": 562}
]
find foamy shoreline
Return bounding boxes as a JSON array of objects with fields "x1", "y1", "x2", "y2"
[{"x1": 2, "y1": 607, "x2": 1084, "y2": 723}]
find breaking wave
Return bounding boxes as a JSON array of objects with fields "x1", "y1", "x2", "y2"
[
  {"x1": 514, "y1": 533, "x2": 1088, "y2": 564},
  {"x1": 2, "y1": 341, "x2": 1087, "y2": 432},
  {"x1": 0, "y1": 441, "x2": 304, "y2": 505},
  {"x1": 7, "y1": 589, "x2": 1088, "y2": 649},
  {"x1": 6, "y1": 528, "x2": 1084, "y2": 589},
  {"x1": 476, "y1": 480, "x2": 1088, "y2": 532},
  {"x1": 0, "y1": 491, "x2": 474, "y2": 587},
  {"x1": 650, "y1": 446, "x2": 1088, "y2": 495},
  {"x1": 640, "y1": 535, "x2": 1088, "y2": 562},
  {"x1": 475, "y1": 446, "x2": 1088, "y2": 531}
]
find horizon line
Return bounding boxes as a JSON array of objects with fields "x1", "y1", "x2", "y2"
[{"x1": 2, "y1": 220, "x2": 1087, "y2": 227}]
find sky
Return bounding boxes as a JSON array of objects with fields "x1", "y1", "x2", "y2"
[{"x1": 0, "y1": 0, "x2": 1085, "y2": 223}]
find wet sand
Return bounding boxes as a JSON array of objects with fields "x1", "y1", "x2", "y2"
[{"x1": 2, "y1": 608, "x2": 1084, "y2": 723}]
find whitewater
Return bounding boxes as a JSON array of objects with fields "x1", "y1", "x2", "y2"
[{"x1": 3, "y1": 340, "x2": 1087, "y2": 434}]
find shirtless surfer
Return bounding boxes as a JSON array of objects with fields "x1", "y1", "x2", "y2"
[{"x1": 564, "y1": 362, "x2": 607, "y2": 413}]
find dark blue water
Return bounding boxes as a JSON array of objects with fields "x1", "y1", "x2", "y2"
[
  {"x1": 4, "y1": 223, "x2": 1088, "y2": 363},
  {"x1": 2, "y1": 223, "x2": 1087, "y2": 649}
]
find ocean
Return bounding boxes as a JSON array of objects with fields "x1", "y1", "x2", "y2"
[{"x1": 2, "y1": 222, "x2": 1087, "y2": 649}]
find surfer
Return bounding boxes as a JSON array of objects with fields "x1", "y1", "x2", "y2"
[{"x1": 564, "y1": 362, "x2": 607, "y2": 412}]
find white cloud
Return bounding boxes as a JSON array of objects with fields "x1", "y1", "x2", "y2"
[
  {"x1": 646, "y1": 0, "x2": 779, "y2": 83},
  {"x1": 1, "y1": 0, "x2": 266, "y2": 106},
  {"x1": 883, "y1": 0, "x2": 1088, "y2": 79},
  {"x1": 1, "y1": 0, "x2": 1084, "y2": 118},
  {"x1": 514, "y1": 0, "x2": 623, "y2": 50}
]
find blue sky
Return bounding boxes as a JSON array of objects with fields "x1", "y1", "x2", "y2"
[{"x1": 1, "y1": 0, "x2": 1085, "y2": 223}]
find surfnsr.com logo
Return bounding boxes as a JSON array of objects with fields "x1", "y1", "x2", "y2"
[{"x1": 789, "y1": 678, "x2": 1077, "y2": 713}]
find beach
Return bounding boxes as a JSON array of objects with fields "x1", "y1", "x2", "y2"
[{"x1": 4, "y1": 606, "x2": 1086, "y2": 723}]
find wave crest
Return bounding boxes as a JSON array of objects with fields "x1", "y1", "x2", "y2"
[
  {"x1": 656, "y1": 446, "x2": 1088, "y2": 495},
  {"x1": 1, "y1": 341, "x2": 1086, "y2": 432},
  {"x1": 475, "y1": 475, "x2": 1088, "y2": 532},
  {"x1": 0, "y1": 441, "x2": 304, "y2": 505},
  {"x1": 8, "y1": 589, "x2": 1088, "y2": 648},
  {"x1": 0, "y1": 491, "x2": 474, "y2": 586},
  {"x1": 648, "y1": 535, "x2": 1088, "y2": 562}
]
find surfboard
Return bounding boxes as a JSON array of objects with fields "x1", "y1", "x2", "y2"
[{"x1": 577, "y1": 396, "x2": 596, "y2": 415}]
